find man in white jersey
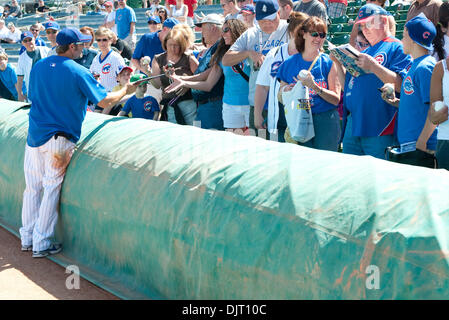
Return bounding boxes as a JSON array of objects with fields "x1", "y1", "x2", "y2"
[{"x1": 222, "y1": 0, "x2": 288, "y2": 132}]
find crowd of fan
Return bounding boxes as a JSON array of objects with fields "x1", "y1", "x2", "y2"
[{"x1": 0, "y1": 0, "x2": 448, "y2": 170}]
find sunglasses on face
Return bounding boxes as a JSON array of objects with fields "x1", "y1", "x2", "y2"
[
  {"x1": 222, "y1": 26, "x2": 230, "y2": 33},
  {"x1": 22, "y1": 38, "x2": 33, "y2": 43},
  {"x1": 97, "y1": 38, "x2": 109, "y2": 42},
  {"x1": 31, "y1": 29, "x2": 39, "y2": 33},
  {"x1": 46, "y1": 29, "x2": 57, "y2": 34},
  {"x1": 309, "y1": 31, "x2": 326, "y2": 39}
]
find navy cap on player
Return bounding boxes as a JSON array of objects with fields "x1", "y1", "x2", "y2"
[
  {"x1": 255, "y1": 0, "x2": 279, "y2": 21},
  {"x1": 163, "y1": 18, "x2": 179, "y2": 29},
  {"x1": 21, "y1": 31, "x2": 33, "y2": 42},
  {"x1": 148, "y1": 15, "x2": 161, "y2": 24},
  {"x1": 44, "y1": 21, "x2": 60, "y2": 30},
  {"x1": 355, "y1": 4, "x2": 389, "y2": 24},
  {"x1": 405, "y1": 13, "x2": 436, "y2": 50},
  {"x1": 56, "y1": 27, "x2": 92, "y2": 45}
]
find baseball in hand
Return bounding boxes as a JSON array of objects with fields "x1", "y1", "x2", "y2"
[
  {"x1": 434, "y1": 101, "x2": 446, "y2": 111},
  {"x1": 298, "y1": 70, "x2": 308, "y2": 79}
]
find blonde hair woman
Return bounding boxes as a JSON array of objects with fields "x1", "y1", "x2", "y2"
[
  {"x1": 89, "y1": 27, "x2": 125, "y2": 97},
  {"x1": 151, "y1": 26, "x2": 198, "y2": 124}
]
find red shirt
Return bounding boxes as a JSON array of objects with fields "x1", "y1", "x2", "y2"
[{"x1": 166, "y1": 0, "x2": 197, "y2": 17}]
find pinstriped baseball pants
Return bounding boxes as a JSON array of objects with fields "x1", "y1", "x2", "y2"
[{"x1": 19, "y1": 136, "x2": 75, "y2": 252}]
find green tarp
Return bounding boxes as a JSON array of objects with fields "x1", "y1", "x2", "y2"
[{"x1": 1, "y1": 99, "x2": 449, "y2": 299}]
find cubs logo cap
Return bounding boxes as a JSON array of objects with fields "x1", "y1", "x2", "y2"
[
  {"x1": 116, "y1": 65, "x2": 133, "y2": 76},
  {"x1": 355, "y1": 4, "x2": 389, "y2": 25},
  {"x1": 148, "y1": 15, "x2": 161, "y2": 24},
  {"x1": 21, "y1": 31, "x2": 34, "y2": 42},
  {"x1": 56, "y1": 27, "x2": 92, "y2": 45},
  {"x1": 240, "y1": 4, "x2": 255, "y2": 15},
  {"x1": 405, "y1": 13, "x2": 436, "y2": 50},
  {"x1": 255, "y1": 0, "x2": 279, "y2": 21},
  {"x1": 162, "y1": 18, "x2": 179, "y2": 29},
  {"x1": 44, "y1": 21, "x2": 60, "y2": 30}
]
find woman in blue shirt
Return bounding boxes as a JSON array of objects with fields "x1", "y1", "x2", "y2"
[
  {"x1": 277, "y1": 16, "x2": 342, "y2": 151},
  {"x1": 164, "y1": 18, "x2": 250, "y2": 134}
]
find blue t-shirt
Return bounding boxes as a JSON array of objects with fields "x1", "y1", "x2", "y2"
[
  {"x1": 19, "y1": 36, "x2": 46, "y2": 55},
  {"x1": 344, "y1": 37, "x2": 412, "y2": 137},
  {"x1": 132, "y1": 31, "x2": 163, "y2": 63},
  {"x1": 27, "y1": 56, "x2": 108, "y2": 147},
  {"x1": 122, "y1": 95, "x2": 160, "y2": 120},
  {"x1": 0, "y1": 63, "x2": 18, "y2": 99},
  {"x1": 397, "y1": 54, "x2": 437, "y2": 150},
  {"x1": 116, "y1": 6, "x2": 137, "y2": 39},
  {"x1": 220, "y1": 60, "x2": 250, "y2": 106},
  {"x1": 277, "y1": 53, "x2": 336, "y2": 114}
]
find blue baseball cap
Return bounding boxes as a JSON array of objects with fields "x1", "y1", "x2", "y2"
[
  {"x1": 240, "y1": 4, "x2": 255, "y2": 14},
  {"x1": 255, "y1": 0, "x2": 279, "y2": 21},
  {"x1": 148, "y1": 15, "x2": 161, "y2": 24},
  {"x1": 355, "y1": 4, "x2": 389, "y2": 24},
  {"x1": 21, "y1": 31, "x2": 33, "y2": 42},
  {"x1": 163, "y1": 17, "x2": 179, "y2": 29},
  {"x1": 44, "y1": 21, "x2": 60, "y2": 30},
  {"x1": 405, "y1": 13, "x2": 436, "y2": 50},
  {"x1": 56, "y1": 27, "x2": 92, "y2": 45}
]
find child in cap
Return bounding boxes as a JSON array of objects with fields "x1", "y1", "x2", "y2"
[
  {"x1": 101, "y1": 65, "x2": 134, "y2": 115},
  {"x1": 381, "y1": 13, "x2": 438, "y2": 168},
  {"x1": 0, "y1": 49, "x2": 18, "y2": 100},
  {"x1": 118, "y1": 74, "x2": 160, "y2": 120}
]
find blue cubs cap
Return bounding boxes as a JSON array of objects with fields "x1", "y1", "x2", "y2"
[
  {"x1": 255, "y1": 0, "x2": 279, "y2": 21},
  {"x1": 405, "y1": 13, "x2": 436, "y2": 50},
  {"x1": 163, "y1": 17, "x2": 179, "y2": 29},
  {"x1": 44, "y1": 21, "x2": 60, "y2": 30},
  {"x1": 21, "y1": 31, "x2": 33, "y2": 41},
  {"x1": 148, "y1": 15, "x2": 161, "y2": 24},
  {"x1": 240, "y1": 4, "x2": 255, "y2": 14},
  {"x1": 355, "y1": 4, "x2": 389, "y2": 24},
  {"x1": 56, "y1": 27, "x2": 92, "y2": 45},
  {"x1": 116, "y1": 65, "x2": 133, "y2": 76}
]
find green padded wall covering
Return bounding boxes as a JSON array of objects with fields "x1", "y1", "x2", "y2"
[{"x1": 1, "y1": 99, "x2": 449, "y2": 299}]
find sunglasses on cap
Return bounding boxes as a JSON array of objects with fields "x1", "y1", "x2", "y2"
[{"x1": 309, "y1": 31, "x2": 326, "y2": 39}]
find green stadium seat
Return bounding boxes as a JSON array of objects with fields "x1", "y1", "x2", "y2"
[
  {"x1": 347, "y1": 0, "x2": 363, "y2": 7},
  {"x1": 331, "y1": 15, "x2": 349, "y2": 24},
  {"x1": 342, "y1": 24, "x2": 354, "y2": 33},
  {"x1": 329, "y1": 24, "x2": 343, "y2": 34},
  {"x1": 331, "y1": 34, "x2": 350, "y2": 45}
]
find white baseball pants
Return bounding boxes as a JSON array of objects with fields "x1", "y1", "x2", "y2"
[{"x1": 19, "y1": 136, "x2": 75, "y2": 252}]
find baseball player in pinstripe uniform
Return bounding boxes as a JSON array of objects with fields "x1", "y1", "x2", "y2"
[{"x1": 20, "y1": 28, "x2": 136, "y2": 258}]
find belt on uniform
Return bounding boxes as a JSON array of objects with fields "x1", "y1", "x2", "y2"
[
  {"x1": 54, "y1": 132, "x2": 73, "y2": 141},
  {"x1": 197, "y1": 96, "x2": 222, "y2": 105}
]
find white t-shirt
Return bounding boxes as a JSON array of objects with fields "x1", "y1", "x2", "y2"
[
  {"x1": 256, "y1": 42, "x2": 292, "y2": 134},
  {"x1": 0, "y1": 26, "x2": 9, "y2": 39},
  {"x1": 16, "y1": 46, "x2": 51, "y2": 95},
  {"x1": 439, "y1": 58, "x2": 449, "y2": 140},
  {"x1": 230, "y1": 19, "x2": 289, "y2": 106},
  {"x1": 105, "y1": 11, "x2": 117, "y2": 35},
  {"x1": 90, "y1": 49, "x2": 125, "y2": 92},
  {"x1": 5, "y1": 29, "x2": 21, "y2": 42}
]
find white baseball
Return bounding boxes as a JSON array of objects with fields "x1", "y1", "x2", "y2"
[
  {"x1": 434, "y1": 101, "x2": 446, "y2": 111},
  {"x1": 298, "y1": 70, "x2": 308, "y2": 79}
]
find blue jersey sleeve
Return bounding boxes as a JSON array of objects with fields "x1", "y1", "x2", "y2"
[
  {"x1": 122, "y1": 97, "x2": 133, "y2": 113},
  {"x1": 390, "y1": 45, "x2": 413, "y2": 79},
  {"x1": 130, "y1": 8, "x2": 137, "y2": 23},
  {"x1": 132, "y1": 36, "x2": 145, "y2": 60},
  {"x1": 76, "y1": 68, "x2": 108, "y2": 105},
  {"x1": 417, "y1": 63, "x2": 434, "y2": 105}
]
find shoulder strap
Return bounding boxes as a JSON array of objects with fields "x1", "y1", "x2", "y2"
[
  {"x1": 443, "y1": 58, "x2": 448, "y2": 73},
  {"x1": 233, "y1": 63, "x2": 249, "y2": 82}
]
